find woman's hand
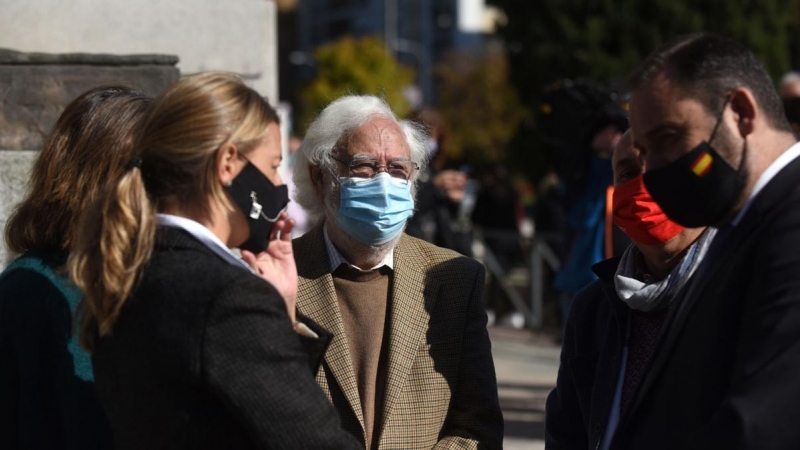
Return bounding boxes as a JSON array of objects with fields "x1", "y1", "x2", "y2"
[{"x1": 242, "y1": 212, "x2": 298, "y2": 324}]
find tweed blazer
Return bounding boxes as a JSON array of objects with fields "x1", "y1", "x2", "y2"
[{"x1": 293, "y1": 227, "x2": 504, "y2": 449}]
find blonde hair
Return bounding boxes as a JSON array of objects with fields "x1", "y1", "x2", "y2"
[{"x1": 69, "y1": 72, "x2": 279, "y2": 351}]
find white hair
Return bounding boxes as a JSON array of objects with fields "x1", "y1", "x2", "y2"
[{"x1": 293, "y1": 95, "x2": 429, "y2": 225}]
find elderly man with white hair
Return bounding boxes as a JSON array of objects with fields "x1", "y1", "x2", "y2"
[{"x1": 292, "y1": 95, "x2": 503, "y2": 449}]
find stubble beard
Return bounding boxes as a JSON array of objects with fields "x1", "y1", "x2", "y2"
[{"x1": 712, "y1": 125, "x2": 751, "y2": 227}]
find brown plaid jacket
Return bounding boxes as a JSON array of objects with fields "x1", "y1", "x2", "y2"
[{"x1": 294, "y1": 227, "x2": 504, "y2": 449}]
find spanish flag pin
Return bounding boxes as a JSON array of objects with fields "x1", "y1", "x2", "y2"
[{"x1": 691, "y1": 151, "x2": 714, "y2": 177}]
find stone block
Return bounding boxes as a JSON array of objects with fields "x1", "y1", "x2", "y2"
[
  {"x1": 0, "y1": 49, "x2": 180, "y2": 150},
  {"x1": 0, "y1": 151, "x2": 36, "y2": 267},
  {"x1": 0, "y1": 49, "x2": 179, "y2": 268}
]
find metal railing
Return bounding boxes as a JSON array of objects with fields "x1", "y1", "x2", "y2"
[{"x1": 474, "y1": 228, "x2": 561, "y2": 330}]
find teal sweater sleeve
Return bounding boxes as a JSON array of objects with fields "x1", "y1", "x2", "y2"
[{"x1": 0, "y1": 254, "x2": 112, "y2": 450}]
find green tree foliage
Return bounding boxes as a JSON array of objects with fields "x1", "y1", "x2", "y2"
[
  {"x1": 489, "y1": 0, "x2": 800, "y2": 180},
  {"x1": 492, "y1": 0, "x2": 797, "y2": 107},
  {"x1": 299, "y1": 35, "x2": 414, "y2": 132},
  {"x1": 434, "y1": 45, "x2": 527, "y2": 163}
]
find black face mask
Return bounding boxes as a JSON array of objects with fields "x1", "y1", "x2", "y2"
[
  {"x1": 226, "y1": 160, "x2": 289, "y2": 253},
  {"x1": 642, "y1": 98, "x2": 746, "y2": 228}
]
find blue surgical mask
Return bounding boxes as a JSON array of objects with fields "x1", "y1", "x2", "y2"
[{"x1": 336, "y1": 172, "x2": 415, "y2": 245}]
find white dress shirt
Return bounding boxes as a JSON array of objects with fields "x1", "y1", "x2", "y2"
[{"x1": 323, "y1": 224, "x2": 395, "y2": 272}]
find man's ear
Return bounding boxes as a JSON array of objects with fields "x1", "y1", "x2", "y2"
[
  {"x1": 309, "y1": 164, "x2": 325, "y2": 197},
  {"x1": 216, "y1": 142, "x2": 240, "y2": 186},
  {"x1": 730, "y1": 87, "x2": 757, "y2": 138}
]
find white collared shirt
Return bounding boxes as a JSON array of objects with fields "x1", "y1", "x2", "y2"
[
  {"x1": 323, "y1": 224, "x2": 395, "y2": 272},
  {"x1": 156, "y1": 214, "x2": 256, "y2": 274},
  {"x1": 732, "y1": 141, "x2": 800, "y2": 226}
]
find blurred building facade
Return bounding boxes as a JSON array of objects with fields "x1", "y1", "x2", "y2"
[{"x1": 279, "y1": 0, "x2": 501, "y2": 108}]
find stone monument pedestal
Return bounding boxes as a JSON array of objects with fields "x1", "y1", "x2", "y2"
[{"x1": 0, "y1": 48, "x2": 179, "y2": 266}]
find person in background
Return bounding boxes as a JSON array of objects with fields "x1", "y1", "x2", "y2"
[
  {"x1": 283, "y1": 134, "x2": 311, "y2": 237},
  {"x1": 68, "y1": 72, "x2": 361, "y2": 450},
  {"x1": 544, "y1": 130, "x2": 715, "y2": 450},
  {"x1": 0, "y1": 86, "x2": 150, "y2": 450},
  {"x1": 471, "y1": 163, "x2": 523, "y2": 327},
  {"x1": 779, "y1": 71, "x2": 800, "y2": 99},
  {"x1": 405, "y1": 108, "x2": 473, "y2": 257},
  {"x1": 292, "y1": 95, "x2": 503, "y2": 449},
  {"x1": 779, "y1": 72, "x2": 800, "y2": 139},
  {"x1": 782, "y1": 96, "x2": 800, "y2": 139},
  {"x1": 553, "y1": 122, "x2": 626, "y2": 331}
]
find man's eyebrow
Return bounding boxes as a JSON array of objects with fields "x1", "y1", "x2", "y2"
[
  {"x1": 644, "y1": 122, "x2": 681, "y2": 139},
  {"x1": 614, "y1": 156, "x2": 638, "y2": 170},
  {"x1": 349, "y1": 154, "x2": 375, "y2": 161},
  {"x1": 634, "y1": 123, "x2": 684, "y2": 151}
]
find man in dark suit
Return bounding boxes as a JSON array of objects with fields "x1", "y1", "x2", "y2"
[{"x1": 608, "y1": 33, "x2": 800, "y2": 449}]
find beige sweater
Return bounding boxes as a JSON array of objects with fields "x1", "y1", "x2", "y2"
[{"x1": 332, "y1": 265, "x2": 392, "y2": 450}]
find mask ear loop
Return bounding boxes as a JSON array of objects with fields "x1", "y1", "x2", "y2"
[
  {"x1": 708, "y1": 94, "x2": 732, "y2": 144},
  {"x1": 709, "y1": 93, "x2": 749, "y2": 176},
  {"x1": 260, "y1": 204, "x2": 288, "y2": 222}
]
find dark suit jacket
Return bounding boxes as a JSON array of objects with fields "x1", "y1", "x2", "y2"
[
  {"x1": 612, "y1": 155, "x2": 800, "y2": 449},
  {"x1": 545, "y1": 257, "x2": 627, "y2": 450},
  {"x1": 92, "y1": 227, "x2": 361, "y2": 450},
  {"x1": 293, "y1": 228, "x2": 504, "y2": 449}
]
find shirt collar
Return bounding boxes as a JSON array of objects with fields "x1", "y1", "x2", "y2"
[
  {"x1": 156, "y1": 214, "x2": 256, "y2": 274},
  {"x1": 323, "y1": 224, "x2": 395, "y2": 273},
  {"x1": 732, "y1": 141, "x2": 800, "y2": 226}
]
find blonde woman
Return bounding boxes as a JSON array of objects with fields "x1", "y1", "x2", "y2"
[{"x1": 69, "y1": 72, "x2": 360, "y2": 449}]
